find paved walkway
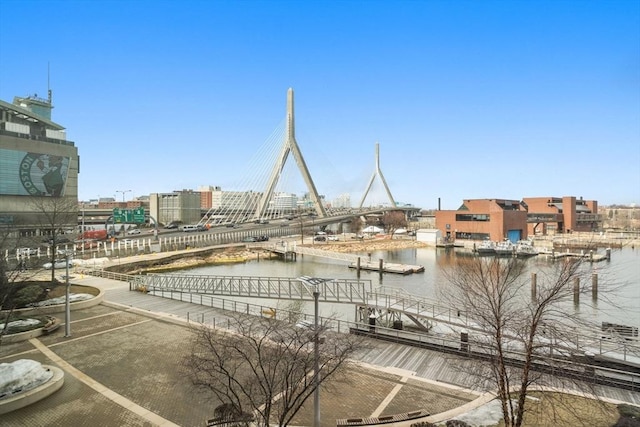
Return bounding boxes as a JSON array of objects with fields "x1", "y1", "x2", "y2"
[{"x1": 2, "y1": 274, "x2": 638, "y2": 426}]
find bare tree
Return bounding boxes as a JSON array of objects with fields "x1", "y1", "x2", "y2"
[
  {"x1": 183, "y1": 312, "x2": 361, "y2": 426},
  {"x1": 441, "y1": 256, "x2": 615, "y2": 427},
  {"x1": 381, "y1": 210, "x2": 407, "y2": 237},
  {"x1": 0, "y1": 229, "x2": 49, "y2": 348},
  {"x1": 29, "y1": 195, "x2": 78, "y2": 282},
  {"x1": 349, "y1": 216, "x2": 363, "y2": 237}
]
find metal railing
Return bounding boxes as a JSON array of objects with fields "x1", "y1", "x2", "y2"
[{"x1": 142, "y1": 287, "x2": 640, "y2": 391}]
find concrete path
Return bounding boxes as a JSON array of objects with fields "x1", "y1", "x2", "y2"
[{"x1": 2, "y1": 274, "x2": 638, "y2": 426}]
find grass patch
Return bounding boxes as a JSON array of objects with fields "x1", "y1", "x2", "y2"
[{"x1": 499, "y1": 392, "x2": 620, "y2": 427}]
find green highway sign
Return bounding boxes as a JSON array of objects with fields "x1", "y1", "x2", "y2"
[
  {"x1": 112, "y1": 208, "x2": 131, "y2": 223},
  {"x1": 113, "y1": 207, "x2": 146, "y2": 224},
  {"x1": 112, "y1": 208, "x2": 123, "y2": 223},
  {"x1": 133, "y1": 207, "x2": 145, "y2": 223}
]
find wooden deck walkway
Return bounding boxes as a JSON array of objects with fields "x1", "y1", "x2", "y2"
[{"x1": 87, "y1": 276, "x2": 640, "y2": 407}]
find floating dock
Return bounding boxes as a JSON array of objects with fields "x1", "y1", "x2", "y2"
[
  {"x1": 537, "y1": 248, "x2": 610, "y2": 262},
  {"x1": 348, "y1": 260, "x2": 425, "y2": 275}
]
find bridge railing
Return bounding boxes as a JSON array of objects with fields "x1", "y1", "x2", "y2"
[{"x1": 141, "y1": 274, "x2": 373, "y2": 304}]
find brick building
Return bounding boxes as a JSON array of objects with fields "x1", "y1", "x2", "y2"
[
  {"x1": 435, "y1": 199, "x2": 528, "y2": 242},
  {"x1": 435, "y1": 196, "x2": 602, "y2": 243},
  {"x1": 523, "y1": 196, "x2": 600, "y2": 235}
]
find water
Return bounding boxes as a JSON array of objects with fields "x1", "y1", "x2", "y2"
[{"x1": 176, "y1": 246, "x2": 640, "y2": 329}]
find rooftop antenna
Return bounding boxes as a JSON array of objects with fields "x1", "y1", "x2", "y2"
[
  {"x1": 358, "y1": 143, "x2": 397, "y2": 208},
  {"x1": 47, "y1": 62, "x2": 52, "y2": 105}
]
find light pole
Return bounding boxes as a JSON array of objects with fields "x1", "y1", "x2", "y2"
[
  {"x1": 115, "y1": 189, "x2": 132, "y2": 203},
  {"x1": 297, "y1": 276, "x2": 331, "y2": 427},
  {"x1": 81, "y1": 202, "x2": 85, "y2": 250},
  {"x1": 313, "y1": 285, "x2": 320, "y2": 427},
  {"x1": 64, "y1": 253, "x2": 71, "y2": 337},
  {"x1": 116, "y1": 190, "x2": 132, "y2": 236}
]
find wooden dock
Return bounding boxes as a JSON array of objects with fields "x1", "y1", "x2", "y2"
[
  {"x1": 537, "y1": 248, "x2": 610, "y2": 262},
  {"x1": 348, "y1": 261, "x2": 425, "y2": 275},
  {"x1": 267, "y1": 243, "x2": 426, "y2": 274}
]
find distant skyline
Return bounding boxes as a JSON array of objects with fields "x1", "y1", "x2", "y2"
[{"x1": 1, "y1": 0, "x2": 638, "y2": 209}]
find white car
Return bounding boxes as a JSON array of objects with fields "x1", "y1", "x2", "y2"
[
  {"x1": 327, "y1": 236, "x2": 339, "y2": 241},
  {"x1": 127, "y1": 229, "x2": 141, "y2": 235},
  {"x1": 43, "y1": 259, "x2": 74, "y2": 269}
]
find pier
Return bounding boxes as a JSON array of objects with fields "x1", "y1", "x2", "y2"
[{"x1": 266, "y1": 242, "x2": 425, "y2": 274}]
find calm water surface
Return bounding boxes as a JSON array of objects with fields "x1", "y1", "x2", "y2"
[{"x1": 178, "y1": 246, "x2": 640, "y2": 328}]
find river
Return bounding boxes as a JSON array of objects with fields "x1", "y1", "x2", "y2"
[{"x1": 173, "y1": 246, "x2": 640, "y2": 331}]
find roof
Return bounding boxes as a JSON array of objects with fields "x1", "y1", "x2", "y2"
[{"x1": 0, "y1": 99, "x2": 65, "y2": 130}]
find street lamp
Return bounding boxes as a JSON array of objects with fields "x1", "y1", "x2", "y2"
[
  {"x1": 64, "y1": 253, "x2": 71, "y2": 337},
  {"x1": 115, "y1": 189, "x2": 132, "y2": 203},
  {"x1": 313, "y1": 285, "x2": 320, "y2": 427},
  {"x1": 297, "y1": 276, "x2": 331, "y2": 427},
  {"x1": 81, "y1": 202, "x2": 85, "y2": 251}
]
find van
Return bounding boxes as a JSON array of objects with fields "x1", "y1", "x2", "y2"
[{"x1": 181, "y1": 225, "x2": 199, "y2": 232}]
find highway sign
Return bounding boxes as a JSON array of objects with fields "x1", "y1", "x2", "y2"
[
  {"x1": 113, "y1": 208, "x2": 133, "y2": 223},
  {"x1": 133, "y1": 207, "x2": 145, "y2": 223}
]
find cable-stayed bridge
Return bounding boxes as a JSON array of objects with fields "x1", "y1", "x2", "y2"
[{"x1": 198, "y1": 88, "x2": 419, "y2": 228}]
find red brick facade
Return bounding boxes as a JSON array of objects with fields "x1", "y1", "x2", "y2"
[
  {"x1": 435, "y1": 196, "x2": 601, "y2": 242},
  {"x1": 435, "y1": 199, "x2": 528, "y2": 242},
  {"x1": 523, "y1": 196, "x2": 599, "y2": 235}
]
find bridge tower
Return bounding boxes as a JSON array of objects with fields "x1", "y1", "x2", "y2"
[
  {"x1": 358, "y1": 143, "x2": 397, "y2": 208},
  {"x1": 253, "y1": 88, "x2": 327, "y2": 219}
]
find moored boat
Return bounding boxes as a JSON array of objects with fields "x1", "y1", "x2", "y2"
[
  {"x1": 494, "y1": 240, "x2": 516, "y2": 256},
  {"x1": 476, "y1": 240, "x2": 496, "y2": 255},
  {"x1": 516, "y1": 240, "x2": 538, "y2": 257}
]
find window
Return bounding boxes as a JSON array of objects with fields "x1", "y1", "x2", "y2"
[{"x1": 455, "y1": 214, "x2": 490, "y2": 222}]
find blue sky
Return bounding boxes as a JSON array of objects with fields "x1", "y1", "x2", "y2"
[{"x1": 1, "y1": 0, "x2": 638, "y2": 209}]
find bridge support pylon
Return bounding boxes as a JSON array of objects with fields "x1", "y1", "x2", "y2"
[
  {"x1": 358, "y1": 143, "x2": 397, "y2": 208},
  {"x1": 253, "y1": 88, "x2": 327, "y2": 220}
]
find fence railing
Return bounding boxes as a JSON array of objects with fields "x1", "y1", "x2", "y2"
[{"x1": 143, "y1": 287, "x2": 639, "y2": 391}]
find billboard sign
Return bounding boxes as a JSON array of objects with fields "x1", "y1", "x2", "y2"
[{"x1": 0, "y1": 148, "x2": 70, "y2": 196}]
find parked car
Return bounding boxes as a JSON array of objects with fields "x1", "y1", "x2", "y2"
[
  {"x1": 17, "y1": 247, "x2": 38, "y2": 256},
  {"x1": 327, "y1": 236, "x2": 339, "y2": 241},
  {"x1": 313, "y1": 235, "x2": 326, "y2": 242},
  {"x1": 256, "y1": 235, "x2": 269, "y2": 242},
  {"x1": 127, "y1": 229, "x2": 141, "y2": 235}
]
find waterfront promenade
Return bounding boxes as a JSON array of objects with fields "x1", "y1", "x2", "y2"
[
  {"x1": 2, "y1": 271, "x2": 640, "y2": 426},
  {"x1": 1, "y1": 273, "x2": 490, "y2": 426}
]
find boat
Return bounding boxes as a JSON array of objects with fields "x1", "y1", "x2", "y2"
[
  {"x1": 494, "y1": 240, "x2": 516, "y2": 256},
  {"x1": 516, "y1": 240, "x2": 538, "y2": 258},
  {"x1": 476, "y1": 240, "x2": 496, "y2": 255}
]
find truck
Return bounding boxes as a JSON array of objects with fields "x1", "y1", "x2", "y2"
[{"x1": 82, "y1": 229, "x2": 111, "y2": 240}]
